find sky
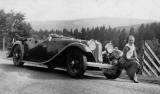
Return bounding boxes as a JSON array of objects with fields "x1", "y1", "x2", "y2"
[{"x1": 0, "y1": 0, "x2": 160, "y2": 21}]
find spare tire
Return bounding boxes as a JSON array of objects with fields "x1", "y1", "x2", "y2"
[{"x1": 102, "y1": 65, "x2": 122, "y2": 79}]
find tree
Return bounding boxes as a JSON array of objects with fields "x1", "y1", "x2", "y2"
[
  {"x1": 74, "y1": 29, "x2": 79, "y2": 38},
  {"x1": 143, "y1": 24, "x2": 155, "y2": 40},
  {"x1": 153, "y1": 23, "x2": 160, "y2": 43},
  {"x1": 0, "y1": 9, "x2": 33, "y2": 49},
  {"x1": 129, "y1": 27, "x2": 135, "y2": 36},
  {"x1": 118, "y1": 29, "x2": 127, "y2": 50},
  {"x1": 81, "y1": 28, "x2": 86, "y2": 39}
]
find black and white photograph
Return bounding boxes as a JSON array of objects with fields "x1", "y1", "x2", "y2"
[{"x1": 0, "y1": 0, "x2": 160, "y2": 94}]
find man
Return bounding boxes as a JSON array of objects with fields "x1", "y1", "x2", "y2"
[{"x1": 122, "y1": 35, "x2": 140, "y2": 83}]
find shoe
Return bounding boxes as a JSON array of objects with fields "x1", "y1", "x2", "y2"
[
  {"x1": 133, "y1": 79, "x2": 139, "y2": 83},
  {"x1": 133, "y1": 74, "x2": 139, "y2": 83}
]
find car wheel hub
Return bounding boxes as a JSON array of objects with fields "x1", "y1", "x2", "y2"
[
  {"x1": 70, "y1": 59, "x2": 80, "y2": 73},
  {"x1": 13, "y1": 50, "x2": 22, "y2": 64}
]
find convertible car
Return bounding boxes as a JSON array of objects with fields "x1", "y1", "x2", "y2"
[{"x1": 8, "y1": 34, "x2": 122, "y2": 78}]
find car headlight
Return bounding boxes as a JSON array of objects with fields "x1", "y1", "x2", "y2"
[{"x1": 87, "y1": 40, "x2": 96, "y2": 50}]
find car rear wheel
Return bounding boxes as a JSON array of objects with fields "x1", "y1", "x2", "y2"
[
  {"x1": 66, "y1": 49, "x2": 87, "y2": 78},
  {"x1": 102, "y1": 66, "x2": 122, "y2": 79},
  {"x1": 13, "y1": 45, "x2": 24, "y2": 66}
]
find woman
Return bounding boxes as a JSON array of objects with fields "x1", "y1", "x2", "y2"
[{"x1": 122, "y1": 35, "x2": 140, "y2": 83}]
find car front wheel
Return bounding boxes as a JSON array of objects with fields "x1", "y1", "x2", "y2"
[
  {"x1": 13, "y1": 45, "x2": 24, "y2": 66},
  {"x1": 66, "y1": 49, "x2": 87, "y2": 78}
]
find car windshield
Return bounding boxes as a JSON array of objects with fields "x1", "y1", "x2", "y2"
[
  {"x1": 47, "y1": 34, "x2": 63, "y2": 41},
  {"x1": 49, "y1": 34, "x2": 63, "y2": 38}
]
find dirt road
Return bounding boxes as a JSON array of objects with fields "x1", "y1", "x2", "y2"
[{"x1": 0, "y1": 58, "x2": 159, "y2": 94}]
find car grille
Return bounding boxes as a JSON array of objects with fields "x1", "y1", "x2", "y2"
[{"x1": 92, "y1": 41, "x2": 103, "y2": 62}]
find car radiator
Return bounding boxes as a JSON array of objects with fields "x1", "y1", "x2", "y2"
[{"x1": 92, "y1": 41, "x2": 103, "y2": 63}]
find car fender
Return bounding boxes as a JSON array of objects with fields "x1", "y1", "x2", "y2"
[
  {"x1": 8, "y1": 41, "x2": 24, "y2": 58},
  {"x1": 42, "y1": 42, "x2": 94, "y2": 64},
  {"x1": 63, "y1": 42, "x2": 92, "y2": 53}
]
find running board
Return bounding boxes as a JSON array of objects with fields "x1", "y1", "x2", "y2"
[
  {"x1": 22, "y1": 60, "x2": 45, "y2": 65},
  {"x1": 22, "y1": 60, "x2": 114, "y2": 69},
  {"x1": 87, "y1": 62, "x2": 114, "y2": 68}
]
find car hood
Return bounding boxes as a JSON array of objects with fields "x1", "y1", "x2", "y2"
[{"x1": 52, "y1": 36, "x2": 88, "y2": 45}]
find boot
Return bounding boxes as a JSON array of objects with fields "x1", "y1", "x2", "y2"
[{"x1": 133, "y1": 73, "x2": 139, "y2": 83}]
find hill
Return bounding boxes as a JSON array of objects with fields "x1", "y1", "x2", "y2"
[{"x1": 30, "y1": 17, "x2": 155, "y2": 31}]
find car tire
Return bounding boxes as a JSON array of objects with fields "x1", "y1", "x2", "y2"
[
  {"x1": 102, "y1": 66, "x2": 122, "y2": 79},
  {"x1": 13, "y1": 45, "x2": 24, "y2": 67},
  {"x1": 66, "y1": 49, "x2": 87, "y2": 78}
]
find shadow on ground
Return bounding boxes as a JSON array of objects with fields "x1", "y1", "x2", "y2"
[
  {"x1": 138, "y1": 76, "x2": 160, "y2": 85},
  {"x1": 0, "y1": 63, "x2": 105, "y2": 80},
  {"x1": 119, "y1": 73, "x2": 160, "y2": 85}
]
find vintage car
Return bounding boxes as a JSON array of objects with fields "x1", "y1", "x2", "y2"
[{"x1": 8, "y1": 34, "x2": 122, "y2": 78}]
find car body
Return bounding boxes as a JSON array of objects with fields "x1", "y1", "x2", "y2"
[{"x1": 8, "y1": 34, "x2": 121, "y2": 78}]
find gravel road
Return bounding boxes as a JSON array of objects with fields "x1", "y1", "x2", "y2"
[{"x1": 0, "y1": 58, "x2": 160, "y2": 94}]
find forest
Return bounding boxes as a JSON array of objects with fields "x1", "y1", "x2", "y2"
[{"x1": 32, "y1": 23, "x2": 160, "y2": 57}]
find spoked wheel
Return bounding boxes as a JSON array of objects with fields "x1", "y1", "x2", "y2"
[
  {"x1": 102, "y1": 65, "x2": 122, "y2": 79},
  {"x1": 66, "y1": 49, "x2": 87, "y2": 78},
  {"x1": 13, "y1": 45, "x2": 24, "y2": 66}
]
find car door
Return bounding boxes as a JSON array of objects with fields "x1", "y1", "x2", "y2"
[{"x1": 27, "y1": 39, "x2": 50, "y2": 62}]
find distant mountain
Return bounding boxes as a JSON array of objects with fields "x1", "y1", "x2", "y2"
[{"x1": 30, "y1": 17, "x2": 155, "y2": 31}]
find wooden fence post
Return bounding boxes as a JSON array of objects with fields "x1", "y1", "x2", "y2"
[
  {"x1": 3, "y1": 36, "x2": 5, "y2": 51},
  {"x1": 143, "y1": 41, "x2": 160, "y2": 77}
]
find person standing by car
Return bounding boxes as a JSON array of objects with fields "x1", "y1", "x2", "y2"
[{"x1": 122, "y1": 35, "x2": 140, "y2": 83}]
